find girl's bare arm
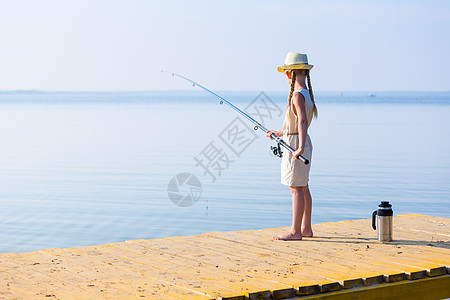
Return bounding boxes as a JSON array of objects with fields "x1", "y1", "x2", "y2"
[
  {"x1": 266, "y1": 129, "x2": 283, "y2": 139},
  {"x1": 292, "y1": 92, "x2": 308, "y2": 157}
]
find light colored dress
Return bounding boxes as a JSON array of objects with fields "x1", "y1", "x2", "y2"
[{"x1": 281, "y1": 89, "x2": 314, "y2": 187}]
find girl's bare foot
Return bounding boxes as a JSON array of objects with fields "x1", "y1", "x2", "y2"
[
  {"x1": 273, "y1": 231, "x2": 302, "y2": 241},
  {"x1": 302, "y1": 228, "x2": 313, "y2": 238}
]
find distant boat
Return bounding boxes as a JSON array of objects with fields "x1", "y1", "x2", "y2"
[{"x1": 369, "y1": 94, "x2": 376, "y2": 97}]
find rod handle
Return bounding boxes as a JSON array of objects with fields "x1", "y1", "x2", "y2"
[
  {"x1": 298, "y1": 155, "x2": 310, "y2": 165},
  {"x1": 269, "y1": 133, "x2": 278, "y2": 140},
  {"x1": 275, "y1": 136, "x2": 310, "y2": 165}
]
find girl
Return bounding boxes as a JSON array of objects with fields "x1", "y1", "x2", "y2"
[{"x1": 266, "y1": 52, "x2": 317, "y2": 240}]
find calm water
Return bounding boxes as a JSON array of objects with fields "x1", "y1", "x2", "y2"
[{"x1": 0, "y1": 91, "x2": 449, "y2": 253}]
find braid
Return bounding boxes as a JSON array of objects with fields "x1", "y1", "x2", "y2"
[
  {"x1": 307, "y1": 70, "x2": 318, "y2": 118},
  {"x1": 287, "y1": 70, "x2": 296, "y2": 106}
]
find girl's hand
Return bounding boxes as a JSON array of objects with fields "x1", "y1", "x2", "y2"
[
  {"x1": 266, "y1": 130, "x2": 281, "y2": 140},
  {"x1": 292, "y1": 148, "x2": 304, "y2": 160}
]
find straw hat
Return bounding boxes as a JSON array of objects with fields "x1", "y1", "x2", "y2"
[{"x1": 277, "y1": 52, "x2": 314, "y2": 72}]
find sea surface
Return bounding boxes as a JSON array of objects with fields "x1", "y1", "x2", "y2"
[{"x1": 0, "y1": 90, "x2": 449, "y2": 253}]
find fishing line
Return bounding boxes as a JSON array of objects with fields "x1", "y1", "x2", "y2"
[{"x1": 162, "y1": 70, "x2": 309, "y2": 165}]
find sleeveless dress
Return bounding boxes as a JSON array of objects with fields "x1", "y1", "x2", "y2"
[{"x1": 281, "y1": 89, "x2": 314, "y2": 187}]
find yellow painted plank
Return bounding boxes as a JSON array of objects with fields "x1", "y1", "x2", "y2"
[
  {"x1": 0, "y1": 253, "x2": 105, "y2": 299},
  {"x1": 388, "y1": 229, "x2": 449, "y2": 248},
  {"x1": 165, "y1": 233, "x2": 394, "y2": 287},
  {"x1": 386, "y1": 214, "x2": 450, "y2": 232},
  {"x1": 204, "y1": 227, "x2": 409, "y2": 276},
  {"x1": 328, "y1": 217, "x2": 449, "y2": 246},
  {"x1": 302, "y1": 222, "x2": 449, "y2": 261},
  {"x1": 178, "y1": 234, "x2": 363, "y2": 289},
  {"x1": 0, "y1": 290, "x2": 25, "y2": 300},
  {"x1": 394, "y1": 217, "x2": 450, "y2": 238},
  {"x1": 64, "y1": 245, "x2": 216, "y2": 299},
  {"x1": 314, "y1": 218, "x2": 449, "y2": 252},
  {"x1": 0, "y1": 288, "x2": 25, "y2": 300},
  {"x1": 1, "y1": 259, "x2": 72, "y2": 299},
  {"x1": 316, "y1": 224, "x2": 450, "y2": 257},
  {"x1": 293, "y1": 275, "x2": 450, "y2": 300},
  {"x1": 324, "y1": 218, "x2": 450, "y2": 256},
  {"x1": 126, "y1": 236, "x2": 345, "y2": 290},
  {"x1": 118, "y1": 239, "x2": 297, "y2": 288},
  {"x1": 348, "y1": 215, "x2": 450, "y2": 240},
  {"x1": 27, "y1": 249, "x2": 179, "y2": 299},
  {"x1": 164, "y1": 235, "x2": 343, "y2": 284},
  {"x1": 312, "y1": 227, "x2": 449, "y2": 268},
  {"x1": 0, "y1": 214, "x2": 447, "y2": 300},
  {"x1": 311, "y1": 221, "x2": 449, "y2": 276},
  {"x1": 204, "y1": 228, "x2": 421, "y2": 283},
  {"x1": 0, "y1": 270, "x2": 37, "y2": 299},
  {"x1": 399, "y1": 214, "x2": 450, "y2": 225},
  {"x1": 259, "y1": 227, "x2": 428, "y2": 281},
  {"x1": 22, "y1": 250, "x2": 144, "y2": 298},
  {"x1": 103, "y1": 241, "x2": 291, "y2": 297},
  {"x1": 313, "y1": 221, "x2": 450, "y2": 259},
  {"x1": 0, "y1": 252, "x2": 133, "y2": 299}
]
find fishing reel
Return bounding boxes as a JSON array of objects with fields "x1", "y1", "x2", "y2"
[{"x1": 270, "y1": 142, "x2": 283, "y2": 158}]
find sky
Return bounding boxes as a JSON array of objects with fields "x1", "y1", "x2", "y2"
[{"x1": 0, "y1": 0, "x2": 449, "y2": 91}]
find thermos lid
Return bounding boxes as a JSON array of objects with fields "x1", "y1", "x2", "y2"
[
  {"x1": 379, "y1": 201, "x2": 392, "y2": 209},
  {"x1": 378, "y1": 201, "x2": 393, "y2": 216}
]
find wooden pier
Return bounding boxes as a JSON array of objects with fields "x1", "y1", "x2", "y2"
[{"x1": 0, "y1": 214, "x2": 449, "y2": 299}]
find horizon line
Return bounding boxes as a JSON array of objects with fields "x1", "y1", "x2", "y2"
[{"x1": 1, "y1": 89, "x2": 450, "y2": 94}]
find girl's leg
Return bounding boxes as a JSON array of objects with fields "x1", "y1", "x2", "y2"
[
  {"x1": 301, "y1": 185, "x2": 313, "y2": 237},
  {"x1": 273, "y1": 186, "x2": 305, "y2": 240}
]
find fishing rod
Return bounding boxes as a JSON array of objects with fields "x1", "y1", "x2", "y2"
[{"x1": 162, "y1": 70, "x2": 309, "y2": 165}]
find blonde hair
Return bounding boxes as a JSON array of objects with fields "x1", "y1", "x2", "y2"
[
  {"x1": 287, "y1": 70, "x2": 297, "y2": 106},
  {"x1": 286, "y1": 70, "x2": 318, "y2": 118}
]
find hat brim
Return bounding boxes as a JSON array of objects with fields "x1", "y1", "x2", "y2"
[{"x1": 277, "y1": 64, "x2": 314, "y2": 72}]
